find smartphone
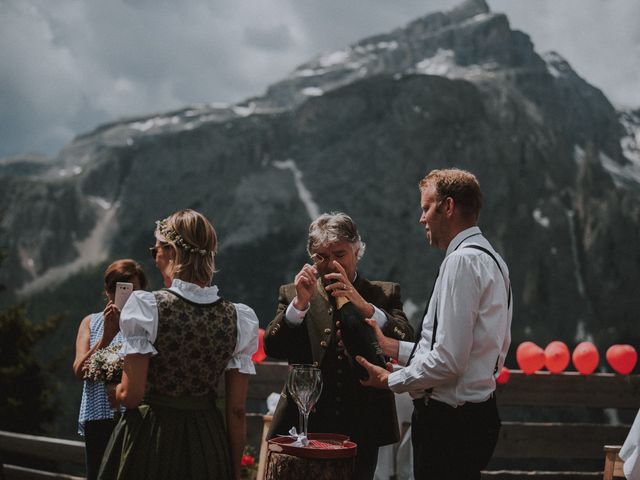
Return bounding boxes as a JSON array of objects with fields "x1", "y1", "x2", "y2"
[{"x1": 114, "y1": 282, "x2": 133, "y2": 310}]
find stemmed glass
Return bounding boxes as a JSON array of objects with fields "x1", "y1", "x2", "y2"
[{"x1": 287, "y1": 364, "x2": 323, "y2": 437}]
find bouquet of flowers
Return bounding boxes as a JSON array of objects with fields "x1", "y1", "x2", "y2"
[{"x1": 83, "y1": 343, "x2": 124, "y2": 384}]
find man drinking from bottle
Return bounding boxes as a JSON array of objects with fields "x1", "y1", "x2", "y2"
[{"x1": 264, "y1": 212, "x2": 413, "y2": 480}]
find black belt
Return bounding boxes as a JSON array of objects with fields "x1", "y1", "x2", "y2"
[{"x1": 413, "y1": 393, "x2": 495, "y2": 411}]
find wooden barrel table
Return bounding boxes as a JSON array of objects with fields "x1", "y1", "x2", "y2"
[{"x1": 264, "y1": 433, "x2": 357, "y2": 480}]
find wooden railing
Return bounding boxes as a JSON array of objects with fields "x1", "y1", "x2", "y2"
[
  {"x1": 1, "y1": 364, "x2": 637, "y2": 479},
  {"x1": 0, "y1": 430, "x2": 84, "y2": 479},
  {"x1": 492, "y1": 369, "x2": 638, "y2": 468}
]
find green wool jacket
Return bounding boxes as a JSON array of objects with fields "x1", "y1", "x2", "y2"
[{"x1": 264, "y1": 274, "x2": 413, "y2": 447}]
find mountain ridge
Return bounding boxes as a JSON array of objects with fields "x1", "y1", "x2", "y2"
[{"x1": 1, "y1": 0, "x2": 639, "y2": 347}]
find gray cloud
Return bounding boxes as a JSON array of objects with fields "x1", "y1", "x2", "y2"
[
  {"x1": 491, "y1": 0, "x2": 640, "y2": 109},
  {"x1": 244, "y1": 24, "x2": 294, "y2": 51},
  {"x1": 1, "y1": 0, "x2": 639, "y2": 158}
]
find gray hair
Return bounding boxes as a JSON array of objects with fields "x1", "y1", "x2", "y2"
[{"x1": 306, "y1": 212, "x2": 366, "y2": 260}]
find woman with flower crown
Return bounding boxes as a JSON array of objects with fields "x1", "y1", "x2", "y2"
[
  {"x1": 98, "y1": 209, "x2": 259, "y2": 480},
  {"x1": 73, "y1": 259, "x2": 148, "y2": 480}
]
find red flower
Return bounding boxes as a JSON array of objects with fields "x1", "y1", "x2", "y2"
[{"x1": 241, "y1": 454, "x2": 255, "y2": 467}]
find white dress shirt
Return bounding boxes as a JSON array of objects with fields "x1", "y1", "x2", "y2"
[
  {"x1": 388, "y1": 226, "x2": 512, "y2": 407},
  {"x1": 620, "y1": 408, "x2": 640, "y2": 479},
  {"x1": 118, "y1": 278, "x2": 260, "y2": 375}
]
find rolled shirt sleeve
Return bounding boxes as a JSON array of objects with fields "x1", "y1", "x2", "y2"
[
  {"x1": 388, "y1": 254, "x2": 479, "y2": 394},
  {"x1": 118, "y1": 291, "x2": 158, "y2": 356},
  {"x1": 286, "y1": 300, "x2": 386, "y2": 328},
  {"x1": 285, "y1": 300, "x2": 309, "y2": 326},
  {"x1": 396, "y1": 340, "x2": 415, "y2": 366},
  {"x1": 371, "y1": 305, "x2": 388, "y2": 328},
  {"x1": 226, "y1": 303, "x2": 259, "y2": 374}
]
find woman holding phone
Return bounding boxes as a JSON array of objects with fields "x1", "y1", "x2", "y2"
[
  {"x1": 73, "y1": 259, "x2": 148, "y2": 480},
  {"x1": 99, "y1": 209, "x2": 259, "y2": 480}
]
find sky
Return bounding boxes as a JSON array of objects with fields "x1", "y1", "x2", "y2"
[{"x1": 1, "y1": 0, "x2": 639, "y2": 159}]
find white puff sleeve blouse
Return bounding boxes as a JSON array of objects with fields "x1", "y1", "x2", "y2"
[{"x1": 119, "y1": 279, "x2": 259, "y2": 374}]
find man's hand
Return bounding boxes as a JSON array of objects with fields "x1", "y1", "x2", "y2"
[
  {"x1": 356, "y1": 356, "x2": 392, "y2": 390},
  {"x1": 324, "y1": 261, "x2": 374, "y2": 318},
  {"x1": 363, "y1": 319, "x2": 400, "y2": 359},
  {"x1": 335, "y1": 318, "x2": 400, "y2": 360},
  {"x1": 293, "y1": 264, "x2": 318, "y2": 310}
]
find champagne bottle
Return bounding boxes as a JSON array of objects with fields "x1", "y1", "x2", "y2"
[{"x1": 336, "y1": 296, "x2": 387, "y2": 380}]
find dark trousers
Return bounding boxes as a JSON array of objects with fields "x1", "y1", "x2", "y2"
[
  {"x1": 353, "y1": 439, "x2": 379, "y2": 480},
  {"x1": 84, "y1": 419, "x2": 116, "y2": 480},
  {"x1": 411, "y1": 395, "x2": 500, "y2": 480}
]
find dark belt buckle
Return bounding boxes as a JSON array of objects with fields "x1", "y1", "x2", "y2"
[{"x1": 423, "y1": 388, "x2": 433, "y2": 406}]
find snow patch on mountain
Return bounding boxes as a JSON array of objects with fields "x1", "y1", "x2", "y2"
[
  {"x1": 542, "y1": 51, "x2": 573, "y2": 79},
  {"x1": 599, "y1": 150, "x2": 640, "y2": 186},
  {"x1": 17, "y1": 198, "x2": 119, "y2": 296},
  {"x1": 413, "y1": 49, "x2": 499, "y2": 81},
  {"x1": 302, "y1": 87, "x2": 324, "y2": 97},
  {"x1": 532, "y1": 208, "x2": 550, "y2": 228},
  {"x1": 273, "y1": 159, "x2": 320, "y2": 221},
  {"x1": 619, "y1": 109, "x2": 640, "y2": 165},
  {"x1": 130, "y1": 115, "x2": 181, "y2": 132}
]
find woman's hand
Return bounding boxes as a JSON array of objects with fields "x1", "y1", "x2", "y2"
[
  {"x1": 106, "y1": 383, "x2": 119, "y2": 409},
  {"x1": 324, "y1": 261, "x2": 374, "y2": 318},
  {"x1": 103, "y1": 301, "x2": 121, "y2": 343}
]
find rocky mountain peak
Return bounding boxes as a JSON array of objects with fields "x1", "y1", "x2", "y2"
[
  {"x1": 262, "y1": 0, "x2": 540, "y2": 111},
  {"x1": 1, "y1": 0, "x2": 639, "y2": 356}
]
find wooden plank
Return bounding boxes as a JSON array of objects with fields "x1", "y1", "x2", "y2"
[
  {"x1": 0, "y1": 431, "x2": 84, "y2": 465},
  {"x1": 493, "y1": 422, "x2": 630, "y2": 459},
  {"x1": 603, "y1": 445, "x2": 624, "y2": 480},
  {"x1": 3, "y1": 464, "x2": 84, "y2": 480},
  {"x1": 481, "y1": 470, "x2": 601, "y2": 479},
  {"x1": 246, "y1": 412, "x2": 266, "y2": 453},
  {"x1": 496, "y1": 371, "x2": 640, "y2": 408},
  {"x1": 249, "y1": 365, "x2": 640, "y2": 409}
]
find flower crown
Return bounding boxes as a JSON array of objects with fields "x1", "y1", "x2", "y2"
[{"x1": 156, "y1": 219, "x2": 212, "y2": 256}]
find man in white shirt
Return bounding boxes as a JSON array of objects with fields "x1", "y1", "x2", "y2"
[{"x1": 356, "y1": 168, "x2": 512, "y2": 479}]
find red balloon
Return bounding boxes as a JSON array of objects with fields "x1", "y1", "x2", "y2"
[
  {"x1": 516, "y1": 342, "x2": 545, "y2": 375},
  {"x1": 606, "y1": 344, "x2": 638, "y2": 375},
  {"x1": 496, "y1": 366, "x2": 510, "y2": 384},
  {"x1": 544, "y1": 341, "x2": 570, "y2": 374},
  {"x1": 252, "y1": 328, "x2": 267, "y2": 364},
  {"x1": 572, "y1": 342, "x2": 599, "y2": 375}
]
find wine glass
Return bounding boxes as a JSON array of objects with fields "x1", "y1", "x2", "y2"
[
  {"x1": 286, "y1": 365, "x2": 304, "y2": 435},
  {"x1": 287, "y1": 364, "x2": 323, "y2": 437}
]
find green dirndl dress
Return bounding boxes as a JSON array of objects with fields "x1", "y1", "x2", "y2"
[
  {"x1": 98, "y1": 289, "x2": 242, "y2": 480},
  {"x1": 98, "y1": 393, "x2": 232, "y2": 480}
]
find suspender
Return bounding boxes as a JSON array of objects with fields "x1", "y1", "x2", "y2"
[
  {"x1": 407, "y1": 241, "x2": 511, "y2": 366},
  {"x1": 463, "y1": 245, "x2": 512, "y2": 309},
  {"x1": 407, "y1": 232, "x2": 480, "y2": 364}
]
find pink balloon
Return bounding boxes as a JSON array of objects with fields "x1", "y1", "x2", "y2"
[
  {"x1": 496, "y1": 367, "x2": 510, "y2": 385},
  {"x1": 606, "y1": 344, "x2": 637, "y2": 375},
  {"x1": 545, "y1": 341, "x2": 570, "y2": 374},
  {"x1": 572, "y1": 342, "x2": 599, "y2": 375},
  {"x1": 516, "y1": 342, "x2": 545, "y2": 375}
]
